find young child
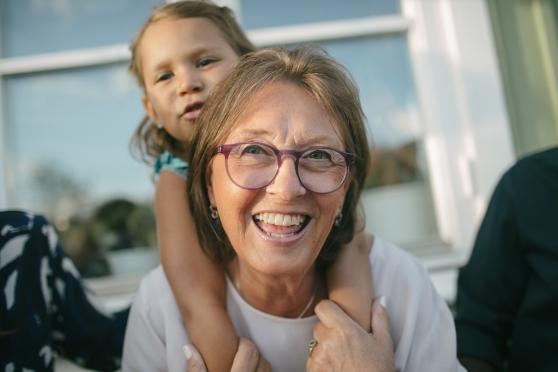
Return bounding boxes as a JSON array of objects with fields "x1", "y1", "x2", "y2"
[{"x1": 129, "y1": 2, "x2": 374, "y2": 371}]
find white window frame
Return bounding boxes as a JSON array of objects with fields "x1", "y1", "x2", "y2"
[
  {"x1": 402, "y1": 0, "x2": 515, "y2": 260},
  {"x1": 0, "y1": 0, "x2": 516, "y2": 300},
  {"x1": 0, "y1": 0, "x2": 7, "y2": 208}
]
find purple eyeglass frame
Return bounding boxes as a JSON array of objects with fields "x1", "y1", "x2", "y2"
[{"x1": 215, "y1": 142, "x2": 354, "y2": 194}]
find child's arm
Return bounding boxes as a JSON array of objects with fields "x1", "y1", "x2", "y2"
[
  {"x1": 155, "y1": 171, "x2": 238, "y2": 372},
  {"x1": 327, "y1": 231, "x2": 374, "y2": 332}
]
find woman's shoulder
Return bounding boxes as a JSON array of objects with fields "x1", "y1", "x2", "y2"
[
  {"x1": 123, "y1": 266, "x2": 186, "y2": 371},
  {"x1": 370, "y1": 236, "x2": 462, "y2": 371},
  {"x1": 134, "y1": 265, "x2": 177, "y2": 316},
  {"x1": 370, "y1": 236, "x2": 428, "y2": 282},
  {"x1": 371, "y1": 236, "x2": 438, "y2": 303}
]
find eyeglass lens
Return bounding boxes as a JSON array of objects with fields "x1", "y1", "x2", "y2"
[{"x1": 225, "y1": 143, "x2": 348, "y2": 193}]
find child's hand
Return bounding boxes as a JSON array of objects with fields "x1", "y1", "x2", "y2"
[
  {"x1": 352, "y1": 229, "x2": 373, "y2": 255},
  {"x1": 184, "y1": 338, "x2": 271, "y2": 372}
]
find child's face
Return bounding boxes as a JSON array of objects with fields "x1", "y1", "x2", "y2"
[{"x1": 140, "y1": 17, "x2": 240, "y2": 142}]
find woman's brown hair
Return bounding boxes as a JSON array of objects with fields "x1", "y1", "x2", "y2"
[{"x1": 187, "y1": 46, "x2": 370, "y2": 266}]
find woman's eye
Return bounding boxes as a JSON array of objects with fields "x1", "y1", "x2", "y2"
[
  {"x1": 306, "y1": 149, "x2": 332, "y2": 160},
  {"x1": 243, "y1": 145, "x2": 265, "y2": 154},
  {"x1": 156, "y1": 72, "x2": 173, "y2": 82},
  {"x1": 197, "y1": 57, "x2": 218, "y2": 68},
  {"x1": 240, "y1": 144, "x2": 272, "y2": 156}
]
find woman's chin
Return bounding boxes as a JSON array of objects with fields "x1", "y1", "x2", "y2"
[{"x1": 242, "y1": 221, "x2": 317, "y2": 275}]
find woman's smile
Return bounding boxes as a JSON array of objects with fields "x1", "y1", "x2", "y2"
[{"x1": 253, "y1": 212, "x2": 310, "y2": 242}]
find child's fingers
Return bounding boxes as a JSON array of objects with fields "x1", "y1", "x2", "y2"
[
  {"x1": 371, "y1": 296, "x2": 392, "y2": 343},
  {"x1": 183, "y1": 344, "x2": 207, "y2": 372},
  {"x1": 256, "y1": 354, "x2": 272, "y2": 372},
  {"x1": 231, "y1": 338, "x2": 261, "y2": 372},
  {"x1": 315, "y1": 299, "x2": 356, "y2": 330},
  {"x1": 312, "y1": 320, "x2": 328, "y2": 341}
]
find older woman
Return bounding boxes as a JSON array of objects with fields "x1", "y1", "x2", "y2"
[{"x1": 122, "y1": 47, "x2": 464, "y2": 372}]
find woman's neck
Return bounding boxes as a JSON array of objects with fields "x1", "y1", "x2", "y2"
[{"x1": 227, "y1": 259, "x2": 325, "y2": 318}]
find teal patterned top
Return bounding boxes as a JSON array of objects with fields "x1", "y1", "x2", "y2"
[{"x1": 154, "y1": 151, "x2": 189, "y2": 180}]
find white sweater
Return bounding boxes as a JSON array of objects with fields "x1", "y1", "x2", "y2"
[{"x1": 122, "y1": 237, "x2": 465, "y2": 372}]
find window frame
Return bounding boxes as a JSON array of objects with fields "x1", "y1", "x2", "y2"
[
  {"x1": 0, "y1": 0, "x2": 516, "y2": 301},
  {"x1": 402, "y1": 0, "x2": 515, "y2": 262}
]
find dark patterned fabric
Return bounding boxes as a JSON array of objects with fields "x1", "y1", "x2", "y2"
[{"x1": 0, "y1": 210, "x2": 129, "y2": 371}]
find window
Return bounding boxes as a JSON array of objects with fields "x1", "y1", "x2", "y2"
[
  {"x1": 3, "y1": 0, "x2": 158, "y2": 57},
  {"x1": 0, "y1": 0, "x2": 161, "y2": 278},
  {"x1": 0, "y1": 0, "x2": 516, "y2": 302},
  {"x1": 240, "y1": 0, "x2": 399, "y2": 28},
  {"x1": 238, "y1": 1, "x2": 439, "y2": 248}
]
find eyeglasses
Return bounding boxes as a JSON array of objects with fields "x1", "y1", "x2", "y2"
[{"x1": 215, "y1": 142, "x2": 353, "y2": 194}]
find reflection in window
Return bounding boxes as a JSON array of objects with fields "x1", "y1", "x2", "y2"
[
  {"x1": 317, "y1": 35, "x2": 438, "y2": 245},
  {"x1": 62, "y1": 198, "x2": 157, "y2": 277},
  {"x1": 5, "y1": 64, "x2": 157, "y2": 276},
  {"x1": 240, "y1": 0, "x2": 400, "y2": 29},
  {"x1": 317, "y1": 35, "x2": 423, "y2": 190},
  {"x1": 1, "y1": 0, "x2": 160, "y2": 57},
  {"x1": 2, "y1": 1, "x2": 438, "y2": 276}
]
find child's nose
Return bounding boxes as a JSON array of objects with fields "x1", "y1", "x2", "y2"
[{"x1": 177, "y1": 71, "x2": 202, "y2": 95}]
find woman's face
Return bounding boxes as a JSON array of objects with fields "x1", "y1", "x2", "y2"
[{"x1": 208, "y1": 81, "x2": 347, "y2": 277}]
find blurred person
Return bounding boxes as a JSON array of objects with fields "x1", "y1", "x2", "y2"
[
  {"x1": 455, "y1": 146, "x2": 558, "y2": 372},
  {"x1": 0, "y1": 210, "x2": 128, "y2": 371}
]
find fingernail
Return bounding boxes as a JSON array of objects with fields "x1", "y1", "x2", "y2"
[
  {"x1": 379, "y1": 295, "x2": 386, "y2": 308},
  {"x1": 183, "y1": 345, "x2": 192, "y2": 360}
]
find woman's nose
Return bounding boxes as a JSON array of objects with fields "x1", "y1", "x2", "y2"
[{"x1": 266, "y1": 158, "x2": 306, "y2": 199}]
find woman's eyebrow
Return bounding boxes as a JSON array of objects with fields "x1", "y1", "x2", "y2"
[
  {"x1": 298, "y1": 135, "x2": 342, "y2": 147},
  {"x1": 233, "y1": 128, "x2": 272, "y2": 138},
  {"x1": 233, "y1": 128, "x2": 342, "y2": 147}
]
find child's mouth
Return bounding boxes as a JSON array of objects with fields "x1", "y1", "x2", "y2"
[{"x1": 181, "y1": 102, "x2": 204, "y2": 121}]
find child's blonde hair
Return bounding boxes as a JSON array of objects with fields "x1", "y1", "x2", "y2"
[{"x1": 129, "y1": 0, "x2": 255, "y2": 165}]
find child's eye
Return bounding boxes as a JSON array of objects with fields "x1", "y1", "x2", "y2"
[
  {"x1": 196, "y1": 57, "x2": 218, "y2": 68},
  {"x1": 156, "y1": 72, "x2": 173, "y2": 82}
]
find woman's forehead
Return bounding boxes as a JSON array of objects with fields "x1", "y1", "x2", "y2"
[{"x1": 223, "y1": 81, "x2": 345, "y2": 148}]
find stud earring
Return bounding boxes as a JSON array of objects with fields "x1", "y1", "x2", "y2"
[
  {"x1": 334, "y1": 212, "x2": 343, "y2": 227},
  {"x1": 209, "y1": 205, "x2": 219, "y2": 220}
]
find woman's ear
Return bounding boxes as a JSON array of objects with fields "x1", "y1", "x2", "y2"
[
  {"x1": 207, "y1": 162, "x2": 216, "y2": 206},
  {"x1": 208, "y1": 184, "x2": 216, "y2": 206},
  {"x1": 337, "y1": 194, "x2": 347, "y2": 214}
]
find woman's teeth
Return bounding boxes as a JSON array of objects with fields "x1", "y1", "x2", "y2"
[{"x1": 254, "y1": 213, "x2": 306, "y2": 226}]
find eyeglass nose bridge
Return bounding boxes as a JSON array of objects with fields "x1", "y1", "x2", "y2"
[{"x1": 269, "y1": 148, "x2": 305, "y2": 188}]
